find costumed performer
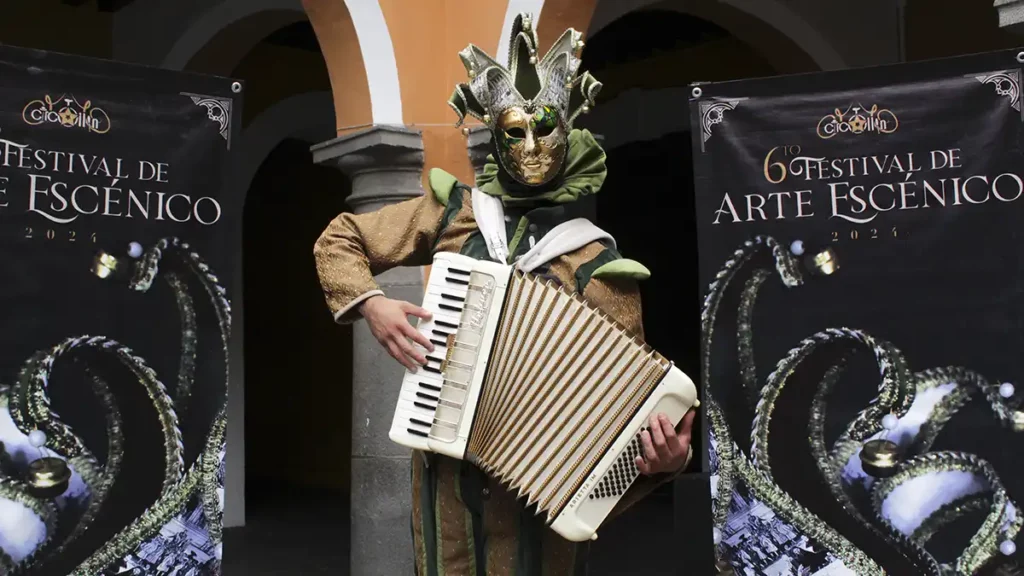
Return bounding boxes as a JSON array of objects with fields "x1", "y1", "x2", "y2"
[{"x1": 313, "y1": 13, "x2": 697, "y2": 575}]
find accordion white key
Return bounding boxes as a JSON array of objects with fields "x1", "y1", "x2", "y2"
[{"x1": 388, "y1": 252, "x2": 699, "y2": 542}]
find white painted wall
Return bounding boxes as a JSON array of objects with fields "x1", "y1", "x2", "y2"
[
  {"x1": 498, "y1": 0, "x2": 547, "y2": 63},
  {"x1": 341, "y1": 0, "x2": 404, "y2": 125}
]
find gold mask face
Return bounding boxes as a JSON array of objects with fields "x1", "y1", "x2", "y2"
[{"x1": 494, "y1": 105, "x2": 566, "y2": 186}]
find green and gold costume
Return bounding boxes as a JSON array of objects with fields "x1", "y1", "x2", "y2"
[{"x1": 313, "y1": 13, "x2": 690, "y2": 576}]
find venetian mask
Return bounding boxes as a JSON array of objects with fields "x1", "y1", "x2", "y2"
[{"x1": 494, "y1": 105, "x2": 567, "y2": 186}]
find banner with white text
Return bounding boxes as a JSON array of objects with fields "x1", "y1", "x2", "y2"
[
  {"x1": 0, "y1": 45, "x2": 241, "y2": 574},
  {"x1": 690, "y1": 49, "x2": 1024, "y2": 575}
]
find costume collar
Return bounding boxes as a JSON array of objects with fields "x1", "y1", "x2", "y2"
[
  {"x1": 475, "y1": 128, "x2": 606, "y2": 206},
  {"x1": 470, "y1": 187, "x2": 614, "y2": 270}
]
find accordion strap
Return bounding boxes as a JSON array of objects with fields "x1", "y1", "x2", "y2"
[
  {"x1": 471, "y1": 187, "x2": 615, "y2": 273},
  {"x1": 471, "y1": 187, "x2": 510, "y2": 264},
  {"x1": 516, "y1": 218, "x2": 615, "y2": 273}
]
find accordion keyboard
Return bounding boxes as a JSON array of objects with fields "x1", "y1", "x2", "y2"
[{"x1": 387, "y1": 253, "x2": 481, "y2": 452}]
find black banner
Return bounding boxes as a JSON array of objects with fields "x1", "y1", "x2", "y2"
[
  {"x1": 690, "y1": 49, "x2": 1024, "y2": 575},
  {"x1": 0, "y1": 45, "x2": 240, "y2": 574}
]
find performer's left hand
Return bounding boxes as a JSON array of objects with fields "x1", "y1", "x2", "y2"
[{"x1": 636, "y1": 410, "x2": 695, "y2": 475}]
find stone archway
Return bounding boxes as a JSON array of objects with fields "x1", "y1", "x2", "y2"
[
  {"x1": 499, "y1": 0, "x2": 833, "y2": 155},
  {"x1": 561, "y1": 0, "x2": 829, "y2": 152},
  {"x1": 234, "y1": 92, "x2": 335, "y2": 191},
  {"x1": 160, "y1": 0, "x2": 307, "y2": 71},
  {"x1": 147, "y1": 0, "x2": 355, "y2": 535},
  {"x1": 220, "y1": 92, "x2": 335, "y2": 528},
  {"x1": 580, "y1": 86, "x2": 693, "y2": 150},
  {"x1": 301, "y1": 0, "x2": 403, "y2": 129},
  {"x1": 155, "y1": 0, "x2": 393, "y2": 130},
  {"x1": 497, "y1": 0, "x2": 547, "y2": 62},
  {"x1": 335, "y1": 0, "x2": 403, "y2": 125},
  {"x1": 535, "y1": 0, "x2": 845, "y2": 71},
  {"x1": 524, "y1": 4, "x2": 825, "y2": 569}
]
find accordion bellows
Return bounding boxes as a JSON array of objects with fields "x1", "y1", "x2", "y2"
[{"x1": 389, "y1": 253, "x2": 698, "y2": 542}]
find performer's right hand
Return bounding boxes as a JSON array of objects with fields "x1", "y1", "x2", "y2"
[{"x1": 360, "y1": 295, "x2": 435, "y2": 371}]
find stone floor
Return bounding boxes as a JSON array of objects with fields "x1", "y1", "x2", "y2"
[
  {"x1": 577, "y1": 491, "x2": 680, "y2": 575},
  {"x1": 222, "y1": 483, "x2": 350, "y2": 575},
  {"x1": 220, "y1": 481, "x2": 684, "y2": 575}
]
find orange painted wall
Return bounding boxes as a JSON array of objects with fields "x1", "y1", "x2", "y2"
[
  {"x1": 378, "y1": 0, "x2": 508, "y2": 189},
  {"x1": 302, "y1": 0, "x2": 374, "y2": 132},
  {"x1": 536, "y1": 0, "x2": 599, "y2": 53},
  {"x1": 376, "y1": 0, "x2": 509, "y2": 287}
]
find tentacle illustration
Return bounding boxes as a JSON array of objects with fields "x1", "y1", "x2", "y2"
[
  {"x1": 702, "y1": 235, "x2": 970, "y2": 575},
  {"x1": 871, "y1": 452, "x2": 1023, "y2": 574},
  {"x1": 164, "y1": 272, "x2": 197, "y2": 419},
  {"x1": 0, "y1": 236, "x2": 231, "y2": 574},
  {"x1": 708, "y1": 400, "x2": 885, "y2": 574},
  {"x1": 737, "y1": 270, "x2": 769, "y2": 407},
  {"x1": 701, "y1": 235, "x2": 803, "y2": 394},
  {"x1": 752, "y1": 327, "x2": 915, "y2": 472},
  {"x1": 0, "y1": 477, "x2": 59, "y2": 570},
  {"x1": 70, "y1": 408, "x2": 227, "y2": 576},
  {"x1": 9, "y1": 336, "x2": 184, "y2": 492}
]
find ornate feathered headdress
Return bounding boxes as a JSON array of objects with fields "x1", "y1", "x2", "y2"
[{"x1": 447, "y1": 13, "x2": 602, "y2": 131}]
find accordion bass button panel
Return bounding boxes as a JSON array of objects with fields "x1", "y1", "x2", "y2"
[{"x1": 549, "y1": 365, "x2": 699, "y2": 542}]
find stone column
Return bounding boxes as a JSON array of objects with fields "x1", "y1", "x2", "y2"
[
  {"x1": 996, "y1": 0, "x2": 1024, "y2": 33},
  {"x1": 465, "y1": 126, "x2": 601, "y2": 221},
  {"x1": 466, "y1": 125, "x2": 495, "y2": 178},
  {"x1": 311, "y1": 125, "x2": 425, "y2": 576}
]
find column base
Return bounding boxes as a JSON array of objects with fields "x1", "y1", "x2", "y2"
[
  {"x1": 350, "y1": 455, "x2": 414, "y2": 576},
  {"x1": 312, "y1": 125, "x2": 428, "y2": 576},
  {"x1": 351, "y1": 266, "x2": 424, "y2": 460},
  {"x1": 996, "y1": 0, "x2": 1024, "y2": 34}
]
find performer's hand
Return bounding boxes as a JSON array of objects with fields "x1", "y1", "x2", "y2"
[
  {"x1": 636, "y1": 409, "x2": 695, "y2": 475},
  {"x1": 360, "y1": 295, "x2": 435, "y2": 371}
]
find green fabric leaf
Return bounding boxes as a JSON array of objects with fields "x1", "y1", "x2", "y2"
[
  {"x1": 592, "y1": 258, "x2": 651, "y2": 281},
  {"x1": 429, "y1": 167, "x2": 458, "y2": 206}
]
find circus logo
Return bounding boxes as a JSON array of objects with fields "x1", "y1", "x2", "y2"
[
  {"x1": 817, "y1": 104, "x2": 898, "y2": 139},
  {"x1": 22, "y1": 94, "x2": 111, "y2": 134}
]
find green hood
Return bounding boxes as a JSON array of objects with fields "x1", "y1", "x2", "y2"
[{"x1": 476, "y1": 128, "x2": 607, "y2": 205}]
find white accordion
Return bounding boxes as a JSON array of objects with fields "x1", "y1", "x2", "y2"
[{"x1": 388, "y1": 252, "x2": 699, "y2": 542}]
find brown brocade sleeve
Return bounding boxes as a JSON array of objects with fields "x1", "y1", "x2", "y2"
[
  {"x1": 582, "y1": 275, "x2": 694, "y2": 521},
  {"x1": 313, "y1": 192, "x2": 446, "y2": 324},
  {"x1": 581, "y1": 274, "x2": 645, "y2": 341}
]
